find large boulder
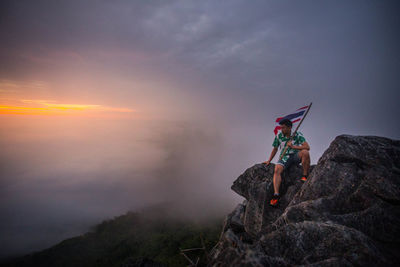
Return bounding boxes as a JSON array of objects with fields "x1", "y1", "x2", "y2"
[{"x1": 209, "y1": 135, "x2": 400, "y2": 266}]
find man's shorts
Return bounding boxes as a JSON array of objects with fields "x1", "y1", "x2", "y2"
[{"x1": 277, "y1": 152, "x2": 301, "y2": 170}]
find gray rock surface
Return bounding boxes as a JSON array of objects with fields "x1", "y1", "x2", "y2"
[{"x1": 208, "y1": 135, "x2": 400, "y2": 266}]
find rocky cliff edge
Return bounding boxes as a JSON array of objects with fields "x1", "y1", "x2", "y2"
[{"x1": 208, "y1": 135, "x2": 400, "y2": 266}]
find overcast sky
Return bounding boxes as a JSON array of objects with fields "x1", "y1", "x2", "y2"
[{"x1": 0, "y1": 0, "x2": 399, "y2": 259}]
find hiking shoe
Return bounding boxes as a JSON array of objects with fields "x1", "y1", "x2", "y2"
[
  {"x1": 270, "y1": 194, "x2": 280, "y2": 207},
  {"x1": 300, "y1": 175, "x2": 308, "y2": 182}
]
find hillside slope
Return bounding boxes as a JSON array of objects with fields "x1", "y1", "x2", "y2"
[{"x1": 1, "y1": 207, "x2": 222, "y2": 267}]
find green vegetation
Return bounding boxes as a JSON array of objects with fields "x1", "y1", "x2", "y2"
[{"x1": 1, "y1": 211, "x2": 223, "y2": 267}]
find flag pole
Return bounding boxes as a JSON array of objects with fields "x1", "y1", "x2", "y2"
[{"x1": 279, "y1": 102, "x2": 312, "y2": 161}]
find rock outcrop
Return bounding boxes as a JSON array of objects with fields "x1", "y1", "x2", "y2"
[{"x1": 208, "y1": 135, "x2": 400, "y2": 266}]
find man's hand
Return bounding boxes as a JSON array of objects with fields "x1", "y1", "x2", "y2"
[
  {"x1": 263, "y1": 160, "x2": 271, "y2": 165},
  {"x1": 287, "y1": 140, "x2": 293, "y2": 148}
]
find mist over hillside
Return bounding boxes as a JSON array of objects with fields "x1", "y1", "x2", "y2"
[{"x1": 0, "y1": 204, "x2": 224, "y2": 267}]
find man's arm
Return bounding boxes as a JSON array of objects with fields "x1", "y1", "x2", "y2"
[
  {"x1": 263, "y1": 147, "x2": 278, "y2": 165},
  {"x1": 288, "y1": 141, "x2": 310, "y2": 151}
]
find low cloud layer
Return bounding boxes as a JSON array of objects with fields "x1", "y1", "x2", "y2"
[{"x1": 0, "y1": 117, "x2": 248, "y2": 258}]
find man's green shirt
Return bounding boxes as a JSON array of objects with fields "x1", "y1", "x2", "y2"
[{"x1": 272, "y1": 131, "x2": 306, "y2": 161}]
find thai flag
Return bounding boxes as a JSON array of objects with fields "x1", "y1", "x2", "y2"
[{"x1": 273, "y1": 105, "x2": 309, "y2": 135}]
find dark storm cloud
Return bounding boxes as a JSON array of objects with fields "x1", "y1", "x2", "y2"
[{"x1": 2, "y1": 0, "x2": 399, "y2": 120}]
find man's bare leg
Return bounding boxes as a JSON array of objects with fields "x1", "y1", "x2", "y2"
[
  {"x1": 299, "y1": 149, "x2": 310, "y2": 176},
  {"x1": 273, "y1": 164, "x2": 284, "y2": 194}
]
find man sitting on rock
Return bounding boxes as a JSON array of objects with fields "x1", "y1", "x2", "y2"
[{"x1": 264, "y1": 118, "x2": 310, "y2": 207}]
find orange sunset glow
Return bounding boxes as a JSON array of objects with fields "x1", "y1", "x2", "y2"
[{"x1": 0, "y1": 99, "x2": 135, "y2": 116}]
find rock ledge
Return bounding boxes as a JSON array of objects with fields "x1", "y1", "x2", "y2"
[{"x1": 208, "y1": 135, "x2": 400, "y2": 266}]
